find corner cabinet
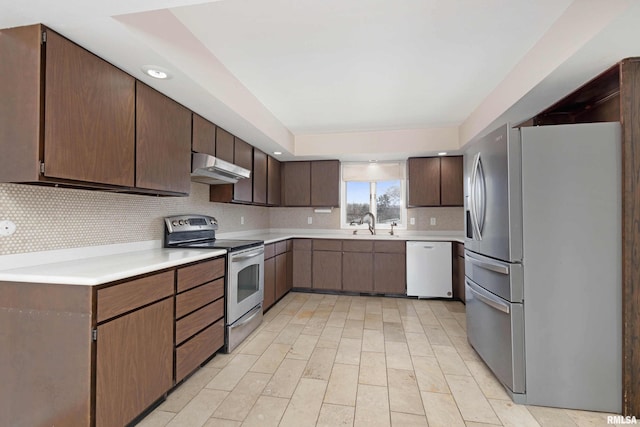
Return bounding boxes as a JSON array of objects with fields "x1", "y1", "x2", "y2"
[
  {"x1": 0, "y1": 24, "x2": 191, "y2": 196},
  {"x1": 408, "y1": 156, "x2": 463, "y2": 207}
]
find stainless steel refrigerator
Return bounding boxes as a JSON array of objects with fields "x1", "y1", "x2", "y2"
[{"x1": 464, "y1": 122, "x2": 622, "y2": 412}]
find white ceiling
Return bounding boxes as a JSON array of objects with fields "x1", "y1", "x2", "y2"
[{"x1": 1, "y1": 0, "x2": 640, "y2": 160}]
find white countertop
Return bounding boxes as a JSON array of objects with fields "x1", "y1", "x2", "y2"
[{"x1": 0, "y1": 229, "x2": 463, "y2": 286}]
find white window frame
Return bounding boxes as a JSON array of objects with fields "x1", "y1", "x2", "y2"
[{"x1": 340, "y1": 161, "x2": 407, "y2": 230}]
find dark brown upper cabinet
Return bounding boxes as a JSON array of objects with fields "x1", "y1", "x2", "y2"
[
  {"x1": 192, "y1": 114, "x2": 216, "y2": 155},
  {"x1": 253, "y1": 148, "x2": 267, "y2": 205},
  {"x1": 135, "y1": 82, "x2": 191, "y2": 195},
  {"x1": 281, "y1": 161, "x2": 311, "y2": 206},
  {"x1": 311, "y1": 160, "x2": 340, "y2": 207},
  {"x1": 233, "y1": 137, "x2": 253, "y2": 203},
  {"x1": 0, "y1": 24, "x2": 136, "y2": 188},
  {"x1": 408, "y1": 156, "x2": 463, "y2": 207},
  {"x1": 215, "y1": 128, "x2": 234, "y2": 163},
  {"x1": 281, "y1": 160, "x2": 340, "y2": 207},
  {"x1": 267, "y1": 156, "x2": 281, "y2": 206}
]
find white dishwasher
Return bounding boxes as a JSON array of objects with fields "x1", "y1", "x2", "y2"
[{"x1": 406, "y1": 241, "x2": 452, "y2": 298}]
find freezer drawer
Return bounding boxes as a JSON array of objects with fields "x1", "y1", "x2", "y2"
[
  {"x1": 406, "y1": 241, "x2": 452, "y2": 298},
  {"x1": 465, "y1": 278, "x2": 525, "y2": 394}
]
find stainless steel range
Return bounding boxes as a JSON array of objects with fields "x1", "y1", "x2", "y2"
[{"x1": 164, "y1": 214, "x2": 265, "y2": 353}]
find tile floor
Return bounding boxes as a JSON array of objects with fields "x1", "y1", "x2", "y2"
[{"x1": 138, "y1": 292, "x2": 622, "y2": 427}]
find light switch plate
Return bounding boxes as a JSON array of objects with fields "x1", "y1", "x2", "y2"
[
  {"x1": 430, "y1": 217, "x2": 437, "y2": 226},
  {"x1": 307, "y1": 216, "x2": 313, "y2": 225},
  {"x1": 410, "y1": 217, "x2": 415, "y2": 225}
]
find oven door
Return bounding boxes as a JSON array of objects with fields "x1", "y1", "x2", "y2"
[{"x1": 227, "y1": 246, "x2": 264, "y2": 325}]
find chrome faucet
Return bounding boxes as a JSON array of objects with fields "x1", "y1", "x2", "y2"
[
  {"x1": 360, "y1": 212, "x2": 376, "y2": 235},
  {"x1": 389, "y1": 221, "x2": 397, "y2": 236}
]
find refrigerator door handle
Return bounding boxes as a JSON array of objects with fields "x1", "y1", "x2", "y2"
[
  {"x1": 465, "y1": 253, "x2": 510, "y2": 275},
  {"x1": 476, "y1": 155, "x2": 486, "y2": 234},
  {"x1": 470, "y1": 153, "x2": 483, "y2": 240},
  {"x1": 466, "y1": 279, "x2": 510, "y2": 314}
]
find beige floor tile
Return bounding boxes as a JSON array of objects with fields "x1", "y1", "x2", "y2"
[
  {"x1": 317, "y1": 403, "x2": 356, "y2": 427},
  {"x1": 359, "y1": 351, "x2": 388, "y2": 386},
  {"x1": 212, "y1": 372, "x2": 271, "y2": 421},
  {"x1": 397, "y1": 300, "x2": 418, "y2": 317},
  {"x1": 364, "y1": 312, "x2": 384, "y2": 330},
  {"x1": 303, "y1": 346, "x2": 338, "y2": 380},
  {"x1": 290, "y1": 308, "x2": 315, "y2": 325},
  {"x1": 137, "y1": 410, "x2": 175, "y2": 427},
  {"x1": 488, "y1": 399, "x2": 540, "y2": 427},
  {"x1": 366, "y1": 299, "x2": 383, "y2": 315},
  {"x1": 402, "y1": 316, "x2": 426, "y2": 333},
  {"x1": 342, "y1": 319, "x2": 365, "y2": 338},
  {"x1": 446, "y1": 374, "x2": 500, "y2": 424},
  {"x1": 287, "y1": 333, "x2": 319, "y2": 360},
  {"x1": 447, "y1": 301, "x2": 466, "y2": 313},
  {"x1": 317, "y1": 325, "x2": 344, "y2": 349},
  {"x1": 205, "y1": 354, "x2": 259, "y2": 391},
  {"x1": 250, "y1": 343, "x2": 291, "y2": 374},
  {"x1": 416, "y1": 308, "x2": 440, "y2": 327},
  {"x1": 433, "y1": 344, "x2": 471, "y2": 376},
  {"x1": 362, "y1": 328, "x2": 385, "y2": 352},
  {"x1": 205, "y1": 352, "x2": 234, "y2": 369},
  {"x1": 335, "y1": 337, "x2": 362, "y2": 365},
  {"x1": 347, "y1": 304, "x2": 366, "y2": 321},
  {"x1": 262, "y1": 358, "x2": 307, "y2": 398},
  {"x1": 327, "y1": 311, "x2": 348, "y2": 328},
  {"x1": 202, "y1": 419, "x2": 241, "y2": 427},
  {"x1": 279, "y1": 378, "x2": 328, "y2": 427},
  {"x1": 428, "y1": 301, "x2": 454, "y2": 319},
  {"x1": 465, "y1": 423, "x2": 505, "y2": 427},
  {"x1": 387, "y1": 368, "x2": 425, "y2": 415},
  {"x1": 385, "y1": 341, "x2": 414, "y2": 370},
  {"x1": 390, "y1": 411, "x2": 429, "y2": 427},
  {"x1": 262, "y1": 313, "x2": 293, "y2": 332},
  {"x1": 241, "y1": 395, "x2": 289, "y2": 427},
  {"x1": 354, "y1": 384, "x2": 391, "y2": 427},
  {"x1": 302, "y1": 317, "x2": 327, "y2": 336},
  {"x1": 382, "y1": 308, "x2": 402, "y2": 323},
  {"x1": 325, "y1": 363, "x2": 360, "y2": 406},
  {"x1": 159, "y1": 367, "x2": 221, "y2": 412},
  {"x1": 412, "y1": 355, "x2": 450, "y2": 393},
  {"x1": 166, "y1": 389, "x2": 228, "y2": 427},
  {"x1": 564, "y1": 408, "x2": 623, "y2": 427},
  {"x1": 240, "y1": 330, "x2": 279, "y2": 355},
  {"x1": 449, "y1": 335, "x2": 481, "y2": 362},
  {"x1": 452, "y1": 311, "x2": 466, "y2": 327},
  {"x1": 406, "y1": 332, "x2": 434, "y2": 357},
  {"x1": 464, "y1": 360, "x2": 510, "y2": 400},
  {"x1": 382, "y1": 298, "x2": 398, "y2": 308},
  {"x1": 274, "y1": 322, "x2": 305, "y2": 345},
  {"x1": 424, "y1": 325, "x2": 454, "y2": 346},
  {"x1": 440, "y1": 317, "x2": 467, "y2": 337},
  {"x1": 383, "y1": 322, "x2": 407, "y2": 342},
  {"x1": 421, "y1": 391, "x2": 466, "y2": 427},
  {"x1": 334, "y1": 297, "x2": 352, "y2": 312},
  {"x1": 527, "y1": 405, "x2": 578, "y2": 426}
]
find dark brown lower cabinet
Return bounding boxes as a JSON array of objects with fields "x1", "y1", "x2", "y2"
[
  {"x1": 275, "y1": 253, "x2": 288, "y2": 299},
  {"x1": 264, "y1": 256, "x2": 276, "y2": 310},
  {"x1": 452, "y1": 242, "x2": 465, "y2": 302},
  {"x1": 342, "y1": 252, "x2": 374, "y2": 292},
  {"x1": 95, "y1": 298, "x2": 173, "y2": 427},
  {"x1": 312, "y1": 251, "x2": 342, "y2": 290},
  {"x1": 292, "y1": 239, "x2": 312, "y2": 288}
]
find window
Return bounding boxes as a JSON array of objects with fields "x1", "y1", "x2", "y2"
[{"x1": 341, "y1": 162, "x2": 407, "y2": 229}]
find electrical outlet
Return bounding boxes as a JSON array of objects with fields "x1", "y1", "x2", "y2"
[
  {"x1": 410, "y1": 217, "x2": 415, "y2": 225},
  {"x1": 240, "y1": 216, "x2": 245, "y2": 225},
  {"x1": 0, "y1": 220, "x2": 16, "y2": 237},
  {"x1": 307, "y1": 216, "x2": 313, "y2": 225},
  {"x1": 430, "y1": 217, "x2": 437, "y2": 226}
]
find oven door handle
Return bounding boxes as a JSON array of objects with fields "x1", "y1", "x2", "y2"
[{"x1": 231, "y1": 249, "x2": 265, "y2": 262}]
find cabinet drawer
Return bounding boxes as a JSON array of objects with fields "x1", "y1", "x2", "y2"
[
  {"x1": 313, "y1": 239, "x2": 342, "y2": 251},
  {"x1": 176, "y1": 319, "x2": 224, "y2": 382},
  {"x1": 176, "y1": 298, "x2": 224, "y2": 345},
  {"x1": 293, "y1": 239, "x2": 312, "y2": 251},
  {"x1": 176, "y1": 278, "x2": 224, "y2": 319},
  {"x1": 275, "y1": 241, "x2": 288, "y2": 255},
  {"x1": 374, "y1": 241, "x2": 406, "y2": 253},
  {"x1": 343, "y1": 240, "x2": 373, "y2": 252},
  {"x1": 264, "y1": 243, "x2": 276, "y2": 259},
  {"x1": 97, "y1": 271, "x2": 174, "y2": 323},
  {"x1": 177, "y1": 257, "x2": 225, "y2": 293}
]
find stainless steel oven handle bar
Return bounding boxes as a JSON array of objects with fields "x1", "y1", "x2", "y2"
[
  {"x1": 231, "y1": 249, "x2": 265, "y2": 262},
  {"x1": 466, "y1": 279, "x2": 510, "y2": 314}
]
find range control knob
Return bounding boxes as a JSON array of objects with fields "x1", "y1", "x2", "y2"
[
  {"x1": 178, "y1": 220, "x2": 184, "y2": 225},
  {"x1": 172, "y1": 220, "x2": 178, "y2": 226}
]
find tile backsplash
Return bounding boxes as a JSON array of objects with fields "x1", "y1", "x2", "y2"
[{"x1": 0, "y1": 182, "x2": 463, "y2": 255}]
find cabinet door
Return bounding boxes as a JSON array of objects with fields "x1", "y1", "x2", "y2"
[
  {"x1": 216, "y1": 128, "x2": 234, "y2": 163},
  {"x1": 253, "y1": 148, "x2": 267, "y2": 205},
  {"x1": 286, "y1": 250, "x2": 293, "y2": 292},
  {"x1": 44, "y1": 29, "x2": 135, "y2": 187},
  {"x1": 282, "y1": 161, "x2": 311, "y2": 206},
  {"x1": 267, "y1": 156, "x2": 281, "y2": 206},
  {"x1": 275, "y1": 253, "x2": 288, "y2": 300},
  {"x1": 374, "y1": 253, "x2": 406, "y2": 294},
  {"x1": 96, "y1": 298, "x2": 173, "y2": 427},
  {"x1": 292, "y1": 247, "x2": 312, "y2": 288},
  {"x1": 192, "y1": 114, "x2": 216, "y2": 155},
  {"x1": 313, "y1": 251, "x2": 342, "y2": 290},
  {"x1": 136, "y1": 82, "x2": 191, "y2": 194},
  {"x1": 311, "y1": 160, "x2": 340, "y2": 207},
  {"x1": 342, "y1": 252, "x2": 373, "y2": 292},
  {"x1": 264, "y1": 256, "x2": 276, "y2": 310},
  {"x1": 233, "y1": 137, "x2": 253, "y2": 202},
  {"x1": 440, "y1": 156, "x2": 464, "y2": 206},
  {"x1": 408, "y1": 157, "x2": 440, "y2": 207}
]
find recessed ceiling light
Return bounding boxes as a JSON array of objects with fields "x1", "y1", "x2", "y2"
[
  {"x1": 438, "y1": 152, "x2": 447, "y2": 156},
  {"x1": 141, "y1": 65, "x2": 172, "y2": 80},
  {"x1": 273, "y1": 151, "x2": 282, "y2": 155}
]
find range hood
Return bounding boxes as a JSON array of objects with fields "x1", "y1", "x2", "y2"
[{"x1": 191, "y1": 153, "x2": 251, "y2": 185}]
